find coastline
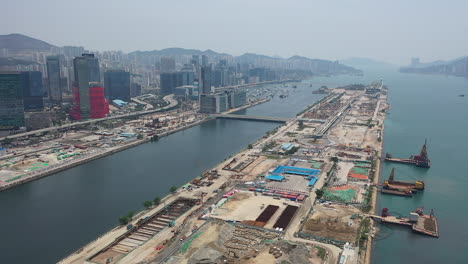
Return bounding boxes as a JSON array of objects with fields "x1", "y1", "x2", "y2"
[
  {"x1": 0, "y1": 99, "x2": 268, "y2": 192},
  {"x1": 59, "y1": 115, "x2": 284, "y2": 264},
  {"x1": 58, "y1": 86, "x2": 384, "y2": 264},
  {"x1": 365, "y1": 111, "x2": 387, "y2": 264}
]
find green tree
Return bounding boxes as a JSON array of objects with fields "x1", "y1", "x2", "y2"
[
  {"x1": 329, "y1": 156, "x2": 339, "y2": 163},
  {"x1": 315, "y1": 189, "x2": 324, "y2": 199},
  {"x1": 119, "y1": 216, "x2": 130, "y2": 225},
  {"x1": 143, "y1": 200, "x2": 153, "y2": 209},
  {"x1": 247, "y1": 144, "x2": 253, "y2": 149},
  {"x1": 153, "y1": 196, "x2": 161, "y2": 205},
  {"x1": 127, "y1": 211, "x2": 136, "y2": 219},
  {"x1": 170, "y1": 186, "x2": 178, "y2": 193},
  {"x1": 137, "y1": 134, "x2": 144, "y2": 139}
]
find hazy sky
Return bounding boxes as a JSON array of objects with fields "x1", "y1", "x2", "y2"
[{"x1": 2, "y1": 0, "x2": 468, "y2": 65}]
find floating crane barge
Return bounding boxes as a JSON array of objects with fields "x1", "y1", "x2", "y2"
[
  {"x1": 371, "y1": 208, "x2": 439, "y2": 237},
  {"x1": 379, "y1": 168, "x2": 425, "y2": 196},
  {"x1": 384, "y1": 140, "x2": 431, "y2": 168}
]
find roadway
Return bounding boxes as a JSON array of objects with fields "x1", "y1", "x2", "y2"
[
  {"x1": 1, "y1": 95, "x2": 178, "y2": 141},
  {"x1": 283, "y1": 163, "x2": 342, "y2": 264}
]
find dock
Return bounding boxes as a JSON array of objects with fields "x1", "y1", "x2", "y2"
[
  {"x1": 370, "y1": 208, "x2": 439, "y2": 238},
  {"x1": 384, "y1": 139, "x2": 431, "y2": 168}
]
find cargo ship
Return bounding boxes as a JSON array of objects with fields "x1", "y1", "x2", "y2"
[{"x1": 384, "y1": 139, "x2": 431, "y2": 168}]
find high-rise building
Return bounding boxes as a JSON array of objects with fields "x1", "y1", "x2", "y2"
[
  {"x1": 160, "y1": 72, "x2": 176, "y2": 95},
  {"x1": 180, "y1": 71, "x2": 195, "y2": 86},
  {"x1": 73, "y1": 54, "x2": 101, "y2": 118},
  {"x1": 63, "y1": 46, "x2": 85, "y2": 58},
  {"x1": 160, "y1": 56, "x2": 176, "y2": 73},
  {"x1": 131, "y1": 83, "x2": 141, "y2": 97},
  {"x1": 227, "y1": 90, "x2": 247, "y2": 108},
  {"x1": 160, "y1": 72, "x2": 194, "y2": 95},
  {"x1": 200, "y1": 66, "x2": 212, "y2": 94},
  {"x1": 191, "y1": 55, "x2": 200, "y2": 65},
  {"x1": 89, "y1": 83, "x2": 109, "y2": 119},
  {"x1": 0, "y1": 72, "x2": 24, "y2": 130},
  {"x1": 201, "y1": 55, "x2": 208, "y2": 67},
  {"x1": 46, "y1": 56, "x2": 62, "y2": 105},
  {"x1": 199, "y1": 93, "x2": 228, "y2": 113},
  {"x1": 70, "y1": 83, "x2": 109, "y2": 120},
  {"x1": 20, "y1": 71, "x2": 44, "y2": 111},
  {"x1": 104, "y1": 70, "x2": 131, "y2": 101}
]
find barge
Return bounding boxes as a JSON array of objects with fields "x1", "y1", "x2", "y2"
[
  {"x1": 371, "y1": 207, "x2": 439, "y2": 238},
  {"x1": 384, "y1": 139, "x2": 431, "y2": 168}
]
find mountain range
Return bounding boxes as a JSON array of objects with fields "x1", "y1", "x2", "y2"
[
  {"x1": 400, "y1": 56, "x2": 468, "y2": 77},
  {"x1": 0, "y1": 33, "x2": 56, "y2": 53},
  {"x1": 0, "y1": 33, "x2": 360, "y2": 74}
]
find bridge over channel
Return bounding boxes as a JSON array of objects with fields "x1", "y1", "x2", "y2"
[{"x1": 212, "y1": 114, "x2": 289, "y2": 123}]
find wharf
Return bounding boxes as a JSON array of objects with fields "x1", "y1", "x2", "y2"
[{"x1": 370, "y1": 213, "x2": 439, "y2": 238}]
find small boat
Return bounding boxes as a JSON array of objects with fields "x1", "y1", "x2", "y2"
[{"x1": 459, "y1": 94, "x2": 465, "y2": 97}]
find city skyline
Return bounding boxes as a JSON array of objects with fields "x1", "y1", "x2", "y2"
[{"x1": 2, "y1": 0, "x2": 468, "y2": 65}]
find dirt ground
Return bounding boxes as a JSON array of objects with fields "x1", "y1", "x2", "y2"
[
  {"x1": 330, "y1": 125, "x2": 368, "y2": 147},
  {"x1": 242, "y1": 157, "x2": 287, "y2": 181},
  {"x1": 212, "y1": 192, "x2": 298, "y2": 229},
  {"x1": 178, "y1": 221, "x2": 322, "y2": 264},
  {"x1": 335, "y1": 162, "x2": 355, "y2": 185},
  {"x1": 302, "y1": 204, "x2": 362, "y2": 242}
]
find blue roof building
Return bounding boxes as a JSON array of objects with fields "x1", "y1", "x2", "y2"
[{"x1": 267, "y1": 175, "x2": 285, "y2": 181}]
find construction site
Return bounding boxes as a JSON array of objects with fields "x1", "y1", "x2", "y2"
[
  {"x1": 208, "y1": 191, "x2": 300, "y2": 231},
  {"x1": 0, "y1": 106, "x2": 209, "y2": 191},
  {"x1": 58, "y1": 80, "x2": 393, "y2": 264},
  {"x1": 89, "y1": 198, "x2": 197, "y2": 264},
  {"x1": 165, "y1": 220, "x2": 325, "y2": 264},
  {"x1": 300, "y1": 203, "x2": 363, "y2": 243}
]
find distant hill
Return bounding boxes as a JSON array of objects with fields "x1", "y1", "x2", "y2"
[
  {"x1": 236, "y1": 53, "x2": 361, "y2": 75},
  {"x1": 400, "y1": 56, "x2": 468, "y2": 77},
  {"x1": 130, "y1": 48, "x2": 230, "y2": 57},
  {"x1": 0, "y1": 33, "x2": 56, "y2": 53},
  {"x1": 341, "y1": 57, "x2": 395, "y2": 70},
  {"x1": 0, "y1": 33, "x2": 360, "y2": 75}
]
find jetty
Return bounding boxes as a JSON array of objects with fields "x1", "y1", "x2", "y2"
[
  {"x1": 384, "y1": 139, "x2": 431, "y2": 168},
  {"x1": 370, "y1": 208, "x2": 439, "y2": 237}
]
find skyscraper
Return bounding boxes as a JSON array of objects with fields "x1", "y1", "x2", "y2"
[
  {"x1": 0, "y1": 72, "x2": 24, "y2": 130},
  {"x1": 104, "y1": 70, "x2": 131, "y2": 101},
  {"x1": 201, "y1": 55, "x2": 208, "y2": 67},
  {"x1": 21, "y1": 71, "x2": 44, "y2": 111},
  {"x1": 73, "y1": 54, "x2": 100, "y2": 119},
  {"x1": 160, "y1": 56, "x2": 176, "y2": 73},
  {"x1": 89, "y1": 83, "x2": 109, "y2": 119},
  {"x1": 131, "y1": 83, "x2": 141, "y2": 97},
  {"x1": 200, "y1": 65, "x2": 212, "y2": 94},
  {"x1": 160, "y1": 72, "x2": 195, "y2": 95},
  {"x1": 46, "y1": 56, "x2": 62, "y2": 105},
  {"x1": 191, "y1": 55, "x2": 200, "y2": 65}
]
